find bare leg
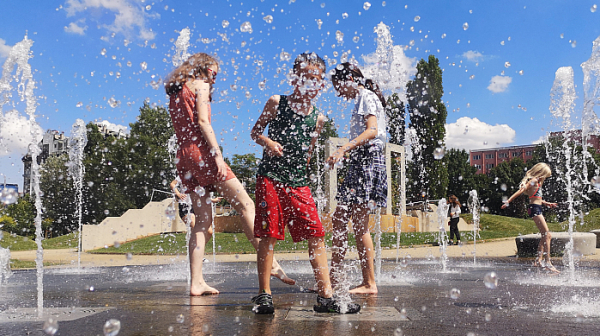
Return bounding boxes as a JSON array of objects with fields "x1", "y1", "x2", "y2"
[
  {"x1": 533, "y1": 214, "x2": 559, "y2": 274},
  {"x1": 215, "y1": 178, "x2": 295, "y2": 285},
  {"x1": 257, "y1": 237, "x2": 278, "y2": 294},
  {"x1": 349, "y1": 204, "x2": 378, "y2": 294},
  {"x1": 330, "y1": 205, "x2": 350, "y2": 288},
  {"x1": 189, "y1": 192, "x2": 219, "y2": 295},
  {"x1": 308, "y1": 236, "x2": 333, "y2": 298}
]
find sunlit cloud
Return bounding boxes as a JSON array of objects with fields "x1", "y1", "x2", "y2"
[
  {"x1": 445, "y1": 116, "x2": 515, "y2": 150},
  {"x1": 64, "y1": 19, "x2": 87, "y2": 35},
  {"x1": 95, "y1": 120, "x2": 129, "y2": 135},
  {"x1": 487, "y1": 75, "x2": 512, "y2": 93},
  {"x1": 0, "y1": 110, "x2": 43, "y2": 157},
  {"x1": 0, "y1": 38, "x2": 11, "y2": 59},
  {"x1": 462, "y1": 50, "x2": 484, "y2": 62},
  {"x1": 63, "y1": 0, "x2": 157, "y2": 40}
]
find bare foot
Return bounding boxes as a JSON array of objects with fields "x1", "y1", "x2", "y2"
[
  {"x1": 544, "y1": 265, "x2": 561, "y2": 274},
  {"x1": 349, "y1": 284, "x2": 378, "y2": 294},
  {"x1": 271, "y1": 265, "x2": 296, "y2": 285},
  {"x1": 190, "y1": 283, "x2": 220, "y2": 296},
  {"x1": 532, "y1": 259, "x2": 542, "y2": 267}
]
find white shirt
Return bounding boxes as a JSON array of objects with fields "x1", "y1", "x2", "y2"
[
  {"x1": 449, "y1": 204, "x2": 461, "y2": 219},
  {"x1": 349, "y1": 88, "x2": 387, "y2": 149}
]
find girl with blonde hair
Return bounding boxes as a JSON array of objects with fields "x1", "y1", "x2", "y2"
[{"x1": 502, "y1": 163, "x2": 559, "y2": 273}]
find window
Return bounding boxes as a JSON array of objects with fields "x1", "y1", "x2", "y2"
[
  {"x1": 526, "y1": 151, "x2": 533, "y2": 156},
  {"x1": 474, "y1": 164, "x2": 482, "y2": 170},
  {"x1": 486, "y1": 163, "x2": 495, "y2": 169},
  {"x1": 512, "y1": 152, "x2": 521, "y2": 157},
  {"x1": 485, "y1": 154, "x2": 495, "y2": 159},
  {"x1": 498, "y1": 153, "x2": 508, "y2": 158},
  {"x1": 472, "y1": 154, "x2": 481, "y2": 160}
]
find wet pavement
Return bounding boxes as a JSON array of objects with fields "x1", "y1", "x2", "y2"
[{"x1": 2, "y1": 257, "x2": 600, "y2": 335}]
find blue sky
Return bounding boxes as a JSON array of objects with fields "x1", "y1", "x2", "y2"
[{"x1": 1, "y1": 0, "x2": 600, "y2": 190}]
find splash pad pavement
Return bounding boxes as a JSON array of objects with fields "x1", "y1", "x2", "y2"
[{"x1": 3, "y1": 241, "x2": 600, "y2": 335}]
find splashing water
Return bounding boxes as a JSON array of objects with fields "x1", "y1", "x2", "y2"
[
  {"x1": 68, "y1": 119, "x2": 88, "y2": 270},
  {"x1": 0, "y1": 35, "x2": 44, "y2": 317},
  {"x1": 172, "y1": 28, "x2": 191, "y2": 67},
  {"x1": 467, "y1": 190, "x2": 480, "y2": 265},
  {"x1": 581, "y1": 36, "x2": 600, "y2": 188},
  {"x1": 437, "y1": 198, "x2": 449, "y2": 271}
]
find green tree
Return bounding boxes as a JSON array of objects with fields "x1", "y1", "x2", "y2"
[
  {"x1": 445, "y1": 148, "x2": 477, "y2": 207},
  {"x1": 1, "y1": 194, "x2": 36, "y2": 237},
  {"x1": 40, "y1": 153, "x2": 77, "y2": 237},
  {"x1": 228, "y1": 153, "x2": 259, "y2": 200},
  {"x1": 406, "y1": 55, "x2": 449, "y2": 201},
  {"x1": 386, "y1": 93, "x2": 405, "y2": 146},
  {"x1": 484, "y1": 158, "x2": 529, "y2": 218}
]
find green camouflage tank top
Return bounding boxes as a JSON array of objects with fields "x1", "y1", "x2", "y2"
[{"x1": 257, "y1": 95, "x2": 318, "y2": 187}]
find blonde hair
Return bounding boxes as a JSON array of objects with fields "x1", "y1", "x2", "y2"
[
  {"x1": 164, "y1": 53, "x2": 218, "y2": 96},
  {"x1": 519, "y1": 163, "x2": 552, "y2": 189}
]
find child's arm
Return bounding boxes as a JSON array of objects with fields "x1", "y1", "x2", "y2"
[
  {"x1": 326, "y1": 114, "x2": 377, "y2": 167},
  {"x1": 189, "y1": 80, "x2": 228, "y2": 180},
  {"x1": 307, "y1": 113, "x2": 326, "y2": 165},
  {"x1": 170, "y1": 179, "x2": 186, "y2": 201},
  {"x1": 251, "y1": 95, "x2": 283, "y2": 157},
  {"x1": 501, "y1": 187, "x2": 526, "y2": 209},
  {"x1": 542, "y1": 200, "x2": 558, "y2": 208}
]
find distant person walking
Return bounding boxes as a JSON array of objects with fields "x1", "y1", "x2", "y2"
[
  {"x1": 502, "y1": 163, "x2": 559, "y2": 273},
  {"x1": 447, "y1": 195, "x2": 461, "y2": 245},
  {"x1": 165, "y1": 53, "x2": 293, "y2": 296}
]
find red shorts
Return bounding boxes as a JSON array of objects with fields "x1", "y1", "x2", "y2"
[
  {"x1": 176, "y1": 143, "x2": 236, "y2": 192},
  {"x1": 254, "y1": 176, "x2": 324, "y2": 243}
]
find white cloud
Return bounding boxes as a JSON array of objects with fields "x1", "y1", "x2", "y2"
[
  {"x1": 487, "y1": 75, "x2": 512, "y2": 93},
  {"x1": 361, "y1": 23, "x2": 417, "y2": 102},
  {"x1": 63, "y1": 0, "x2": 157, "y2": 40},
  {"x1": 445, "y1": 116, "x2": 515, "y2": 151},
  {"x1": 532, "y1": 135, "x2": 547, "y2": 144},
  {"x1": 0, "y1": 110, "x2": 44, "y2": 157},
  {"x1": 462, "y1": 50, "x2": 484, "y2": 62},
  {"x1": 64, "y1": 20, "x2": 87, "y2": 35},
  {"x1": 0, "y1": 38, "x2": 12, "y2": 59}
]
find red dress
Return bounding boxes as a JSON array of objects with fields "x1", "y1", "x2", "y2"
[{"x1": 169, "y1": 84, "x2": 235, "y2": 192}]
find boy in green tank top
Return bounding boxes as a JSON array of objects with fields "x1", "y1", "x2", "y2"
[{"x1": 250, "y1": 53, "x2": 361, "y2": 314}]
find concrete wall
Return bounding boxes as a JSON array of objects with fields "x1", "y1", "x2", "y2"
[{"x1": 81, "y1": 198, "x2": 186, "y2": 251}]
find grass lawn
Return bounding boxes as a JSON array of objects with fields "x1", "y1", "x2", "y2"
[
  {"x1": 0, "y1": 232, "x2": 78, "y2": 251},
  {"x1": 5, "y1": 211, "x2": 600, "y2": 256},
  {"x1": 9, "y1": 259, "x2": 66, "y2": 269}
]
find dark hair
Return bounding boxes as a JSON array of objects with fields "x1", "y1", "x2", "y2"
[
  {"x1": 164, "y1": 53, "x2": 218, "y2": 98},
  {"x1": 331, "y1": 62, "x2": 387, "y2": 108},
  {"x1": 293, "y1": 52, "x2": 326, "y2": 74}
]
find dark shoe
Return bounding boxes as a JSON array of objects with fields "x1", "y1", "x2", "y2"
[
  {"x1": 313, "y1": 296, "x2": 361, "y2": 314},
  {"x1": 455, "y1": 241, "x2": 460, "y2": 246},
  {"x1": 251, "y1": 293, "x2": 274, "y2": 314}
]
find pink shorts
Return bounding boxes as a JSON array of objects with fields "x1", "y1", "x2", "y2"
[{"x1": 254, "y1": 176, "x2": 324, "y2": 243}]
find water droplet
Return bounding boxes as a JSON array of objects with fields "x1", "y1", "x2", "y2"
[
  {"x1": 342, "y1": 12, "x2": 349, "y2": 19},
  {"x1": 485, "y1": 313, "x2": 492, "y2": 322},
  {"x1": 145, "y1": 5, "x2": 151, "y2": 10},
  {"x1": 368, "y1": 200, "x2": 377, "y2": 210},
  {"x1": 176, "y1": 314, "x2": 185, "y2": 323},
  {"x1": 591, "y1": 176, "x2": 600, "y2": 189},
  {"x1": 43, "y1": 318, "x2": 58, "y2": 335},
  {"x1": 165, "y1": 205, "x2": 176, "y2": 220},
  {"x1": 518, "y1": 70, "x2": 524, "y2": 75},
  {"x1": 335, "y1": 160, "x2": 343, "y2": 169},
  {"x1": 469, "y1": 75, "x2": 474, "y2": 80},
  {"x1": 441, "y1": 33, "x2": 446, "y2": 39},
  {"x1": 450, "y1": 288, "x2": 461, "y2": 300},
  {"x1": 108, "y1": 97, "x2": 120, "y2": 108},
  {"x1": 394, "y1": 327, "x2": 404, "y2": 336},
  {"x1": 592, "y1": 4, "x2": 597, "y2": 12},
  {"x1": 335, "y1": 30, "x2": 344, "y2": 44},
  {"x1": 263, "y1": 15, "x2": 273, "y2": 23},
  {"x1": 571, "y1": 40, "x2": 577, "y2": 48},
  {"x1": 195, "y1": 186, "x2": 206, "y2": 197},
  {"x1": 76, "y1": 102, "x2": 83, "y2": 108},
  {"x1": 363, "y1": 2, "x2": 371, "y2": 10},
  {"x1": 114, "y1": 241, "x2": 121, "y2": 248},
  {"x1": 500, "y1": 184, "x2": 507, "y2": 191},
  {"x1": 394, "y1": 296, "x2": 399, "y2": 302},
  {"x1": 353, "y1": 36, "x2": 360, "y2": 43},
  {"x1": 140, "y1": 62, "x2": 147, "y2": 71},
  {"x1": 103, "y1": 319, "x2": 121, "y2": 336},
  {"x1": 560, "y1": 33, "x2": 564, "y2": 39},
  {"x1": 414, "y1": 15, "x2": 420, "y2": 22},
  {"x1": 462, "y1": 22, "x2": 469, "y2": 30},
  {"x1": 316, "y1": 19, "x2": 323, "y2": 29},
  {"x1": 400, "y1": 258, "x2": 408, "y2": 267},
  {"x1": 504, "y1": 62, "x2": 511, "y2": 68},
  {"x1": 89, "y1": 285, "x2": 95, "y2": 292},
  {"x1": 433, "y1": 147, "x2": 445, "y2": 160},
  {"x1": 484, "y1": 272, "x2": 498, "y2": 289},
  {"x1": 280, "y1": 51, "x2": 291, "y2": 61},
  {"x1": 126, "y1": 253, "x2": 133, "y2": 260},
  {"x1": 258, "y1": 80, "x2": 266, "y2": 90},
  {"x1": 100, "y1": 48, "x2": 106, "y2": 56},
  {"x1": 240, "y1": 21, "x2": 253, "y2": 33},
  {"x1": 222, "y1": 20, "x2": 230, "y2": 28}
]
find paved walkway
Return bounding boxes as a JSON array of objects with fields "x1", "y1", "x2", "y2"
[{"x1": 10, "y1": 237, "x2": 599, "y2": 268}]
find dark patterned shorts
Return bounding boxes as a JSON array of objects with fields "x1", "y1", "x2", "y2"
[
  {"x1": 336, "y1": 145, "x2": 387, "y2": 208},
  {"x1": 528, "y1": 204, "x2": 543, "y2": 218}
]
